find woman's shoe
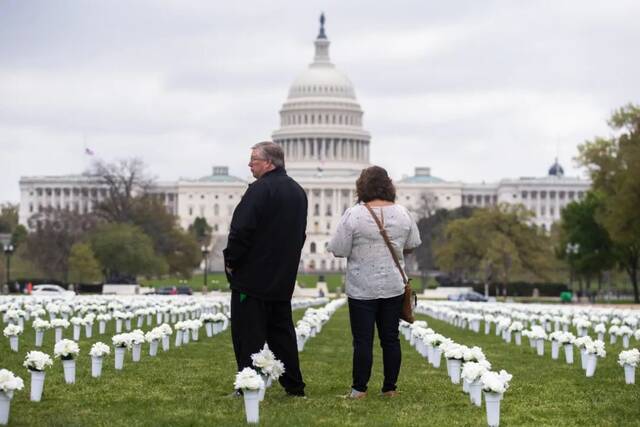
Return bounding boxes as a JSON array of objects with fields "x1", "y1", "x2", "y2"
[
  {"x1": 381, "y1": 390, "x2": 399, "y2": 397},
  {"x1": 348, "y1": 388, "x2": 367, "y2": 399}
]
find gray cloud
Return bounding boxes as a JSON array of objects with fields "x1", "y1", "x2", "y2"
[{"x1": 1, "y1": 0, "x2": 639, "y2": 202}]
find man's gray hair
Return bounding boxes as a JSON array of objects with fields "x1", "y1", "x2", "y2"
[{"x1": 252, "y1": 141, "x2": 285, "y2": 168}]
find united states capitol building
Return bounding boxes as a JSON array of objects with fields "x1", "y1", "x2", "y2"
[{"x1": 18, "y1": 16, "x2": 590, "y2": 273}]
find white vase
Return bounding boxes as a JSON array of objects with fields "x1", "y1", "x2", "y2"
[
  {"x1": 156, "y1": 313, "x2": 163, "y2": 324},
  {"x1": 115, "y1": 347, "x2": 125, "y2": 370},
  {"x1": 610, "y1": 335, "x2": 617, "y2": 344},
  {"x1": 30, "y1": 370, "x2": 45, "y2": 402},
  {"x1": 580, "y1": 348, "x2": 587, "y2": 370},
  {"x1": 536, "y1": 339, "x2": 544, "y2": 356},
  {"x1": 125, "y1": 319, "x2": 132, "y2": 330},
  {"x1": 297, "y1": 336, "x2": 306, "y2": 352},
  {"x1": 162, "y1": 335, "x2": 170, "y2": 351},
  {"x1": 577, "y1": 327, "x2": 586, "y2": 337},
  {"x1": 597, "y1": 332, "x2": 604, "y2": 341},
  {"x1": 484, "y1": 391, "x2": 502, "y2": 427},
  {"x1": 409, "y1": 332, "x2": 415, "y2": 346},
  {"x1": 175, "y1": 330, "x2": 183, "y2": 347},
  {"x1": 62, "y1": 359, "x2": 76, "y2": 384},
  {"x1": 183, "y1": 330, "x2": 190, "y2": 344},
  {"x1": 505, "y1": 331, "x2": 512, "y2": 344},
  {"x1": 91, "y1": 356, "x2": 103, "y2": 378},
  {"x1": 426, "y1": 345, "x2": 434, "y2": 362},
  {"x1": 623, "y1": 335, "x2": 630, "y2": 348},
  {"x1": 259, "y1": 374, "x2": 268, "y2": 401},
  {"x1": 0, "y1": 391, "x2": 11, "y2": 425},
  {"x1": 35, "y1": 330, "x2": 44, "y2": 347},
  {"x1": 515, "y1": 332, "x2": 521, "y2": 346},
  {"x1": 191, "y1": 329, "x2": 199, "y2": 341},
  {"x1": 147, "y1": 314, "x2": 153, "y2": 325},
  {"x1": 99, "y1": 321, "x2": 106, "y2": 334},
  {"x1": 149, "y1": 340, "x2": 158, "y2": 356},
  {"x1": 528, "y1": 337, "x2": 535, "y2": 348},
  {"x1": 73, "y1": 325, "x2": 81, "y2": 341},
  {"x1": 85, "y1": 324, "x2": 93, "y2": 338},
  {"x1": 432, "y1": 348, "x2": 442, "y2": 368},
  {"x1": 55, "y1": 327, "x2": 63, "y2": 343},
  {"x1": 243, "y1": 389, "x2": 260, "y2": 424},
  {"x1": 469, "y1": 380, "x2": 482, "y2": 407},
  {"x1": 564, "y1": 344, "x2": 574, "y2": 364},
  {"x1": 205, "y1": 323, "x2": 213, "y2": 337},
  {"x1": 624, "y1": 364, "x2": 636, "y2": 384},
  {"x1": 462, "y1": 378, "x2": 470, "y2": 393},
  {"x1": 485, "y1": 322, "x2": 491, "y2": 335},
  {"x1": 137, "y1": 316, "x2": 144, "y2": 328},
  {"x1": 585, "y1": 354, "x2": 597, "y2": 377},
  {"x1": 116, "y1": 319, "x2": 123, "y2": 333},
  {"x1": 132, "y1": 343, "x2": 141, "y2": 362},
  {"x1": 562, "y1": 324, "x2": 569, "y2": 332},
  {"x1": 551, "y1": 341, "x2": 559, "y2": 359},
  {"x1": 449, "y1": 359, "x2": 462, "y2": 384},
  {"x1": 9, "y1": 336, "x2": 18, "y2": 352}
]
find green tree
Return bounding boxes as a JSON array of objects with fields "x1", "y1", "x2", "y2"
[
  {"x1": 577, "y1": 103, "x2": 640, "y2": 302},
  {"x1": 188, "y1": 217, "x2": 213, "y2": 246},
  {"x1": 90, "y1": 223, "x2": 167, "y2": 281},
  {"x1": 68, "y1": 242, "x2": 103, "y2": 283},
  {"x1": 24, "y1": 209, "x2": 98, "y2": 280},
  {"x1": 435, "y1": 204, "x2": 553, "y2": 296},
  {"x1": 557, "y1": 192, "x2": 615, "y2": 293},
  {"x1": 0, "y1": 203, "x2": 18, "y2": 233},
  {"x1": 131, "y1": 197, "x2": 200, "y2": 277}
]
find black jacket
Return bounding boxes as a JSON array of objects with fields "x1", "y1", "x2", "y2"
[{"x1": 223, "y1": 167, "x2": 307, "y2": 301}]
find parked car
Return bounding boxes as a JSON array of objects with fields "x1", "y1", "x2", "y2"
[
  {"x1": 152, "y1": 286, "x2": 193, "y2": 295},
  {"x1": 448, "y1": 291, "x2": 488, "y2": 302},
  {"x1": 31, "y1": 284, "x2": 75, "y2": 298}
]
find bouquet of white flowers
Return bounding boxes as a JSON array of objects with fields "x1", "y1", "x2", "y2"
[
  {"x1": 89, "y1": 342, "x2": 111, "y2": 358},
  {"x1": 573, "y1": 336, "x2": 593, "y2": 349},
  {"x1": 23, "y1": 351, "x2": 53, "y2": 372},
  {"x1": 112, "y1": 333, "x2": 133, "y2": 349},
  {"x1": 618, "y1": 349, "x2": 640, "y2": 367},
  {"x1": 480, "y1": 370, "x2": 513, "y2": 394},
  {"x1": 234, "y1": 367, "x2": 264, "y2": 390},
  {"x1": 3, "y1": 324, "x2": 22, "y2": 337},
  {"x1": 507, "y1": 321, "x2": 524, "y2": 332},
  {"x1": 70, "y1": 317, "x2": 84, "y2": 326},
  {"x1": 442, "y1": 342, "x2": 465, "y2": 360},
  {"x1": 0, "y1": 369, "x2": 24, "y2": 394},
  {"x1": 251, "y1": 347, "x2": 286, "y2": 380},
  {"x1": 463, "y1": 346, "x2": 486, "y2": 362},
  {"x1": 584, "y1": 340, "x2": 606, "y2": 358},
  {"x1": 594, "y1": 323, "x2": 607, "y2": 334},
  {"x1": 130, "y1": 330, "x2": 145, "y2": 345},
  {"x1": 51, "y1": 319, "x2": 70, "y2": 329},
  {"x1": 295, "y1": 323, "x2": 311, "y2": 338},
  {"x1": 145, "y1": 329, "x2": 163, "y2": 343},
  {"x1": 461, "y1": 360, "x2": 492, "y2": 383},
  {"x1": 54, "y1": 339, "x2": 80, "y2": 360},
  {"x1": 32, "y1": 318, "x2": 51, "y2": 331}
]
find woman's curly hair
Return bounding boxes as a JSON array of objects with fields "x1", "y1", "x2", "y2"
[{"x1": 356, "y1": 166, "x2": 396, "y2": 203}]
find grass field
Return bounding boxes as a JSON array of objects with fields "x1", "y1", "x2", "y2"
[{"x1": 2, "y1": 303, "x2": 640, "y2": 426}]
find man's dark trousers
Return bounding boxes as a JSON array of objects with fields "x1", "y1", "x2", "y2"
[{"x1": 231, "y1": 290, "x2": 305, "y2": 395}]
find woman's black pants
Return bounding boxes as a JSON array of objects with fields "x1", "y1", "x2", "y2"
[{"x1": 348, "y1": 294, "x2": 403, "y2": 393}]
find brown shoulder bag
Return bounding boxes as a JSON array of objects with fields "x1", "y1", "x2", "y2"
[{"x1": 364, "y1": 204, "x2": 415, "y2": 323}]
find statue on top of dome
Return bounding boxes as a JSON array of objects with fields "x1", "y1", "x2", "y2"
[{"x1": 318, "y1": 13, "x2": 327, "y2": 39}]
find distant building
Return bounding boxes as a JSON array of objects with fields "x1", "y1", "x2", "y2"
[{"x1": 18, "y1": 16, "x2": 590, "y2": 272}]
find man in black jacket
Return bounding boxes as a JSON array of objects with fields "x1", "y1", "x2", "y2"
[{"x1": 223, "y1": 141, "x2": 307, "y2": 396}]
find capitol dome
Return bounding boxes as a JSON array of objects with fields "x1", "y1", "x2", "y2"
[{"x1": 272, "y1": 14, "x2": 371, "y2": 176}]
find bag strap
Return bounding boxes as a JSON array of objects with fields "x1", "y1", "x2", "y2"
[{"x1": 364, "y1": 203, "x2": 409, "y2": 285}]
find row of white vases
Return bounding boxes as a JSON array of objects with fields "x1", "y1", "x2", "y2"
[
  {"x1": 403, "y1": 327, "x2": 504, "y2": 427},
  {"x1": 27, "y1": 321, "x2": 229, "y2": 405}
]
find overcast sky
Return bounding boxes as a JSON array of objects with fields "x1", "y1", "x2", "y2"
[{"x1": 1, "y1": 0, "x2": 639, "y2": 203}]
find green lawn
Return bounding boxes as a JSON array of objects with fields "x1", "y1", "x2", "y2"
[
  {"x1": 139, "y1": 273, "x2": 427, "y2": 293},
  {"x1": 2, "y1": 304, "x2": 639, "y2": 426}
]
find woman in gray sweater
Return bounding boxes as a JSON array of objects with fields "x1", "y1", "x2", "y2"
[{"x1": 328, "y1": 166, "x2": 421, "y2": 399}]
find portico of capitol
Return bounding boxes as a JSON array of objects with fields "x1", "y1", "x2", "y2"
[{"x1": 18, "y1": 16, "x2": 590, "y2": 273}]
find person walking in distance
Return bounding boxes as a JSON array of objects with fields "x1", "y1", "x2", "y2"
[{"x1": 224, "y1": 141, "x2": 308, "y2": 397}]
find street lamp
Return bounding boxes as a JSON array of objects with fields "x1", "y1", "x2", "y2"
[
  {"x1": 4, "y1": 244, "x2": 14, "y2": 294},
  {"x1": 201, "y1": 245, "x2": 210, "y2": 291},
  {"x1": 565, "y1": 242, "x2": 580, "y2": 294}
]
